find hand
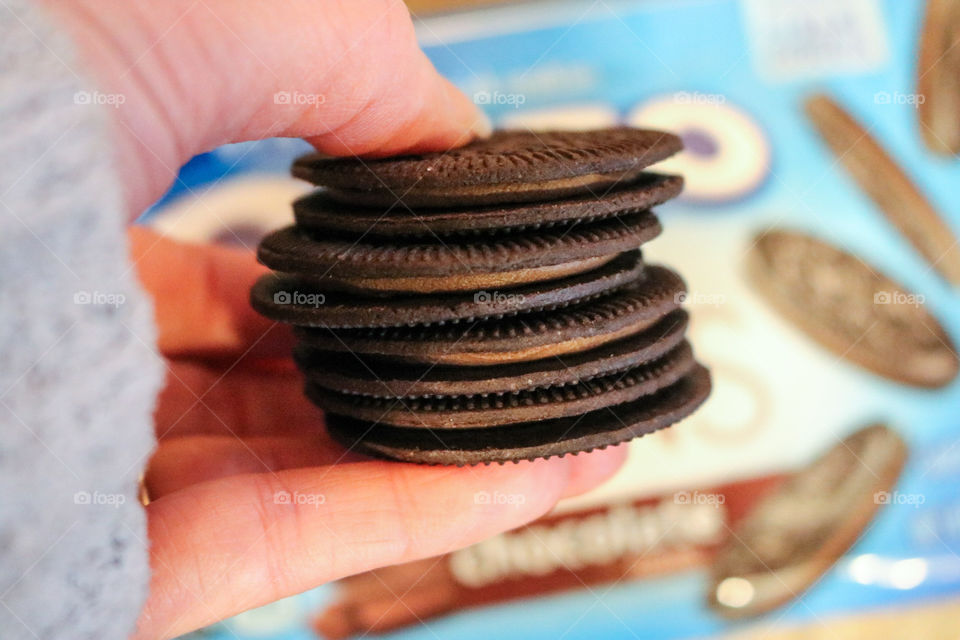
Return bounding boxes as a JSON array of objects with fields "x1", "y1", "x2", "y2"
[
  {"x1": 41, "y1": 1, "x2": 628, "y2": 637},
  {"x1": 130, "y1": 229, "x2": 627, "y2": 638}
]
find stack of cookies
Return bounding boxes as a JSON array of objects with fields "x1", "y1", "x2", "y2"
[{"x1": 251, "y1": 128, "x2": 710, "y2": 465}]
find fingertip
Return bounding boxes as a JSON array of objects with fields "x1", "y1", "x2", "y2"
[
  {"x1": 436, "y1": 74, "x2": 492, "y2": 141},
  {"x1": 471, "y1": 109, "x2": 493, "y2": 139},
  {"x1": 561, "y1": 445, "x2": 629, "y2": 499},
  {"x1": 304, "y1": 56, "x2": 489, "y2": 157}
]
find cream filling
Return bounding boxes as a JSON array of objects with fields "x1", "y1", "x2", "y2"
[
  {"x1": 431, "y1": 314, "x2": 658, "y2": 366},
  {"x1": 334, "y1": 254, "x2": 617, "y2": 293}
]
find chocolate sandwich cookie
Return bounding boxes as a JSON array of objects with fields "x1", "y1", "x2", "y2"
[
  {"x1": 252, "y1": 126, "x2": 710, "y2": 465},
  {"x1": 747, "y1": 229, "x2": 958, "y2": 388},
  {"x1": 708, "y1": 423, "x2": 907, "y2": 619},
  {"x1": 917, "y1": 0, "x2": 960, "y2": 155},
  {"x1": 295, "y1": 309, "x2": 689, "y2": 398},
  {"x1": 325, "y1": 366, "x2": 711, "y2": 465},
  {"x1": 805, "y1": 93, "x2": 960, "y2": 284},
  {"x1": 292, "y1": 128, "x2": 683, "y2": 208},
  {"x1": 257, "y1": 211, "x2": 660, "y2": 293},
  {"x1": 294, "y1": 266, "x2": 686, "y2": 364},
  {"x1": 308, "y1": 342, "x2": 696, "y2": 429},
  {"x1": 293, "y1": 173, "x2": 683, "y2": 237},
  {"x1": 252, "y1": 250, "x2": 646, "y2": 329}
]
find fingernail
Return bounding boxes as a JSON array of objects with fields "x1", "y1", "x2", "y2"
[{"x1": 471, "y1": 111, "x2": 493, "y2": 139}]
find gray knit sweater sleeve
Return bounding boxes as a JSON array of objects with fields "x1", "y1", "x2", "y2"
[{"x1": 1, "y1": 2, "x2": 164, "y2": 639}]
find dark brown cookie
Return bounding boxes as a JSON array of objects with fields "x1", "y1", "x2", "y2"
[
  {"x1": 747, "y1": 229, "x2": 958, "y2": 388},
  {"x1": 295, "y1": 309, "x2": 689, "y2": 398},
  {"x1": 257, "y1": 212, "x2": 660, "y2": 294},
  {"x1": 324, "y1": 365, "x2": 711, "y2": 465},
  {"x1": 293, "y1": 265, "x2": 685, "y2": 364},
  {"x1": 805, "y1": 93, "x2": 960, "y2": 284},
  {"x1": 306, "y1": 341, "x2": 696, "y2": 428},
  {"x1": 708, "y1": 423, "x2": 907, "y2": 619},
  {"x1": 917, "y1": 0, "x2": 960, "y2": 155},
  {"x1": 292, "y1": 173, "x2": 683, "y2": 237},
  {"x1": 292, "y1": 128, "x2": 683, "y2": 207},
  {"x1": 251, "y1": 250, "x2": 647, "y2": 329}
]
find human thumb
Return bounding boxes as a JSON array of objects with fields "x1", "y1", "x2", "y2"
[{"x1": 41, "y1": 0, "x2": 490, "y2": 213}]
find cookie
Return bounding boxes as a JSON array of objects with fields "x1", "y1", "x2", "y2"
[
  {"x1": 805, "y1": 93, "x2": 960, "y2": 284},
  {"x1": 292, "y1": 173, "x2": 683, "y2": 237},
  {"x1": 307, "y1": 341, "x2": 696, "y2": 428},
  {"x1": 293, "y1": 265, "x2": 686, "y2": 364},
  {"x1": 294, "y1": 309, "x2": 689, "y2": 397},
  {"x1": 257, "y1": 212, "x2": 660, "y2": 293},
  {"x1": 917, "y1": 0, "x2": 960, "y2": 155},
  {"x1": 325, "y1": 365, "x2": 711, "y2": 465},
  {"x1": 252, "y1": 250, "x2": 646, "y2": 329},
  {"x1": 747, "y1": 229, "x2": 958, "y2": 388},
  {"x1": 708, "y1": 423, "x2": 907, "y2": 619},
  {"x1": 292, "y1": 128, "x2": 683, "y2": 208}
]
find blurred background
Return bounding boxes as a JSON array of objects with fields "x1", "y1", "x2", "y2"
[{"x1": 148, "y1": 1, "x2": 960, "y2": 638}]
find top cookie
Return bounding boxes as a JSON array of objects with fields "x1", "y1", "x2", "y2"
[
  {"x1": 293, "y1": 173, "x2": 683, "y2": 237},
  {"x1": 292, "y1": 128, "x2": 683, "y2": 208}
]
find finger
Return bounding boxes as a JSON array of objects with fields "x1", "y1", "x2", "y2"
[
  {"x1": 562, "y1": 444, "x2": 630, "y2": 497},
  {"x1": 45, "y1": 0, "x2": 490, "y2": 213},
  {"x1": 145, "y1": 435, "x2": 354, "y2": 499},
  {"x1": 145, "y1": 435, "x2": 627, "y2": 501},
  {"x1": 155, "y1": 359, "x2": 316, "y2": 439},
  {"x1": 129, "y1": 227, "x2": 294, "y2": 359},
  {"x1": 136, "y1": 456, "x2": 606, "y2": 639}
]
